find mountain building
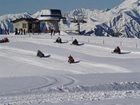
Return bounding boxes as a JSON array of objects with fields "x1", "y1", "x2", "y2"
[
  {"x1": 34, "y1": 9, "x2": 64, "y2": 33},
  {"x1": 12, "y1": 18, "x2": 40, "y2": 34}
]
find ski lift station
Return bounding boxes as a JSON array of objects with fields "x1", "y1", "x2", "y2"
[{"x1": 36, "y1": 9, "x2": 64, "y2": 33}]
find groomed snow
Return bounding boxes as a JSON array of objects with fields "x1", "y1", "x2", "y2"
[{"x1": 0, "y1": 34, "x2": 140, "y2": 105}]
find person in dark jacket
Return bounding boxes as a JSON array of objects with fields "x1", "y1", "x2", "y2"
[
  {"x1": 68, "y1": 55, "x2": 75, "y2": 63},
  {"x1": 72, "y1": 39, "x2": 79, "y2": 45},
  {"x1": 0, "y1": 37, "x2": 9, "y2": 43},
  {"x1": 56, "y1": 37, "x2": 62, "y2": 43},
  {"x1": 15, "y1": 28, "x2": 18, "y2": 35},
  {"x1": 113, "y1": 46, "x2": 121, "y2": 54},
  {"x1": 37, "y1": 50, "x2": 45, "y2": 58},
  {"x1": 50, "y1": 29, "x2": 54, "y2": 36}
]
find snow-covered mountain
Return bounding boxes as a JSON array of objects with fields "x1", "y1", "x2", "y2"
[
  {"x1": 107, "y1": 0, "x2": 140, "y2": 38},
  {"x1": 64, "y1": 0, "x2": 140, "y2": 38},
  {"x1": 0, "y1": 0, "x2": 140, "y2": 38}
]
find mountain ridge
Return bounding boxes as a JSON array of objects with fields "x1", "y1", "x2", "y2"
[{"x1": 0, "y1": 0, "x2": 140, "y2": 38}]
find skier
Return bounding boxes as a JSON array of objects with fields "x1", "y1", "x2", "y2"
[{"x1": 68, "y1": 55, "x2": 75, "y2": 63}]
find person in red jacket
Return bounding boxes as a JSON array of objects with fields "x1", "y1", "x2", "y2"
[{"x1": 68, "y1": 55, "x2": 75, "y2": 63}]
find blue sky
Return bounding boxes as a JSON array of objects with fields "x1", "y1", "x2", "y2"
[{"x1": 0, "y1": 0, "x2": 124, "y2": 15}]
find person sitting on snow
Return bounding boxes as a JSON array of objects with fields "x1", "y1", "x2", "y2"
[
  {"x1": 37, "y1": 50, "x2": 45, "y2": 58},
  {"x1": 113, "y1": 46, "x2": 121, "y2": 54},
  {"x1": 3, "y1": 37, "x2": 9, "y2": 42},
  {"x1": 72, "y1": 39, "x2": 79, "y2": 45},
  {"x1": 68, "y1": 55, "x2": 75, "y2": 63},
  {"x1": 56, "y1": 37, "x2": 62, "y2": 43},
  {"x1": 0, "y1": 37, "x2": 9, "y2": 43}
]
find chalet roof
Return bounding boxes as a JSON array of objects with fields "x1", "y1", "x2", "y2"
[
  {"x1": 12, "y1": 18, "x2": 39, "y2": 23},
  {"x1": 34, "y1": 9, "x2": 65, "y2": 21},
  {"x1": 35, "y1": 9, "x2": 62, "y2": 17},
  {"x1": 38, "y1": 15, "x2": 65, "y2": 21}
]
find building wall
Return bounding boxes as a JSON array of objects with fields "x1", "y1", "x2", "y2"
[
  {"x1": 30, "y1": 22, "x2": 40, "y2": 33},
  {"x1": 40, "y1": 20, "x2": 59, "y2": 33},
  {"x1": 13, "y1": 20, "x2": 29, "y2": 32}
]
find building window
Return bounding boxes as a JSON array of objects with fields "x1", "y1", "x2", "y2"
[{"x1": 22, "y1": 23, "x2": 27, "y2": 28}]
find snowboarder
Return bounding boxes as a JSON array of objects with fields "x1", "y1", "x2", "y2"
[
  {"x1": 37, "y1": 50, "x2": 45, "y2": 58},
  {"x1": 113, "y1": 46, "x2": 121, "y2": 54},
  {"x1": 72, "y1": 39, "x2": 79, "y2": 45},
  {"x1": 68, "y1": 55, "x2": 75, "y2": 63},
  {"x1": 56, "y1": 37, "x2": 62, "y2": 43}
]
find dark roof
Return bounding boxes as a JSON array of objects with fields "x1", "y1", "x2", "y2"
[
  {"x1": 71, "y1": 19, "x2": 87, "y2": 23},
  {"x1": 12, "y1": 18, "x2": 39, "y2": 23},
  {"x1": 50, "y1": 9, "x2": 62, "y2": 16},
  {"x1": 40, "y1": 9, "x2": 64, "y2": 19}
]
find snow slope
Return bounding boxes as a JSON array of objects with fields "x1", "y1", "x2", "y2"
[{"x1": 0, "y1": 34, "x2": 140, "y2": 105}]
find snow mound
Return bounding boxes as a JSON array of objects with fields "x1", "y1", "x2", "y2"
[
  {"x1": 46, "y1": 82, "x2": 140, "y2": 93},
  {"x1": 1, "y1": 82, "x2": 140, "y2": 105}
]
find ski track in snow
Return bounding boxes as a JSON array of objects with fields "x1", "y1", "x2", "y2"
[
  {"x1": 30, "y1": 76, "x2": 58, "y2": 91},
  {"x1": 0, "y1": 75, "x2": 77, "y2": 97},
  {"x1": 30, "y1": 75, "x2": 77, "y2": 91}
]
